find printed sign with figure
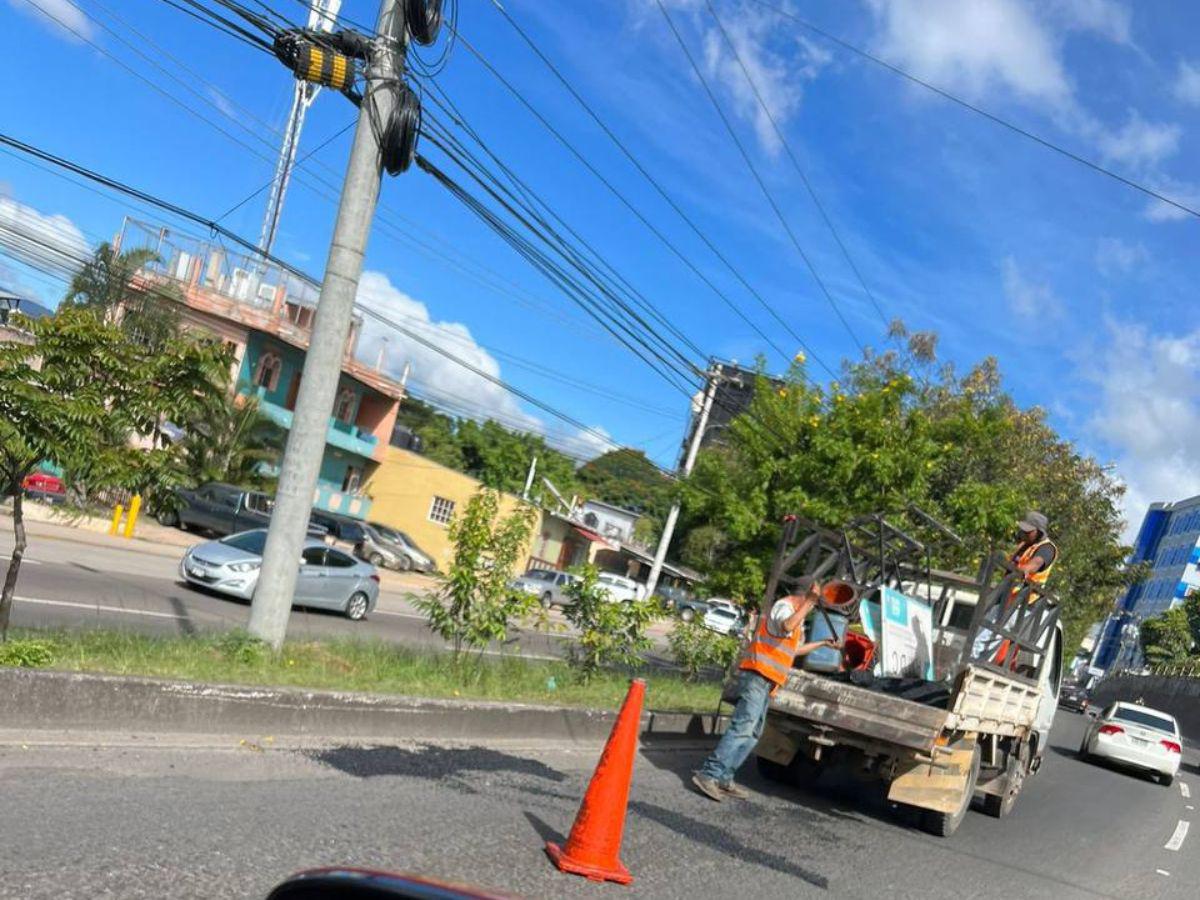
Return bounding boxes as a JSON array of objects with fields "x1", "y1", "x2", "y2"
[{"x1": 879, "y1": 587, "x2": 934, "y2": 680}]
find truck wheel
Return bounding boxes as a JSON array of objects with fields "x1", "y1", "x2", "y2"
[
  {"x1": 540, "y1": 591, "x2": 553, "y2": 609},
  {"x1": 919, "y1": 745, "x2": 980, "y2": 837},
  {"x1": 681, "y1": 608, "x2": 695, "y2": 623},
  {"x1": 983, "y1": 743, "x2": 1028, "y2": 819},
  {"x1": 156, "y1": 509, "x2": 179, "y2": 527}
]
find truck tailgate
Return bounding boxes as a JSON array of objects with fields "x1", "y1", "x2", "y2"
[
  {"x1": 944, "y1": 665, "x2": 1040, "y2": 737},
  {"x1": 770, "y1": 670, "x2": 949, "y2": 754}
]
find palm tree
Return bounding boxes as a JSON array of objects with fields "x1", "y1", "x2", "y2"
[
  {"x1": 178, "y1": 394, "x2": 287, "y2": 492},
  {"x1": 64, "y1": 243, "x2": 179, "y2": 349}
]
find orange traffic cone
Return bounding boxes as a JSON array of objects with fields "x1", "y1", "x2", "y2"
[{"x1": 545, "y1": 678, "x2": 645, "y2": 885}]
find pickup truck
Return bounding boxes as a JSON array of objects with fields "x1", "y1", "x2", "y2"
[
  {"x1": 158, "y1": 482, "x2": 327, "y2": 538},
  {"x1": 749, "y1": 514, "x2": 1063, "y2": 837}
]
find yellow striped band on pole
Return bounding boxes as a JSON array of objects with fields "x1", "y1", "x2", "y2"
[{"x1": 295, "y1": 44, "x2": 354, "y2": 92}]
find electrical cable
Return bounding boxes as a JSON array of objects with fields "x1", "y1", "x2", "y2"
[
  {"x1": 654, "y1": 0, "x2": 866, "y2": 354},
  {"x1": 748, "y1": 0, "x2": 1200, "y2": 223},
  {"x1": 703, "y1": 0, "x2": 890, "y2": 330}
]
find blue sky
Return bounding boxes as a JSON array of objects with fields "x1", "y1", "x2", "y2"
[{"x1": 2, "y1": 0, "x2": 1199, "y2": 536}]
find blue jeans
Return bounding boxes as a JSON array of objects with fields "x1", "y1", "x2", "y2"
[{"x1": 699, "y1": 669, "x2": 772, "y2": 785}]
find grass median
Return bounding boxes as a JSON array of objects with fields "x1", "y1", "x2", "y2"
[{"x1": 0, "y1": 629, "x2": 723, "y2": 713}]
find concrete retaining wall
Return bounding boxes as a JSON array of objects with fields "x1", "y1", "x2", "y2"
[
  {"x1": 0, "y1": 668, "x2": 721, "y2": 746},
  {"x1": 1091, "y1": 674, "x2": 1200, "y2": 743}
]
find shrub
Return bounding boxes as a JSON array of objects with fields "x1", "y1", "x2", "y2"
[
  {"x1": 562, "y1": 565, "x2": 657, "y2": 682},
  {"x1": 215, "y1": 630, "x2": 268, "y2": 665},
  {"x1": 668, "y1": 618, "x2": 739, "y2": 681},
  {"x1": 0, "y1": 638, "x2": 55, "y2": 668}
]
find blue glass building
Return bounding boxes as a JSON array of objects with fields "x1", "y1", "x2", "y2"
[{"x1": 1092, "y1": 494, "x2": 1200, "y2": 672}]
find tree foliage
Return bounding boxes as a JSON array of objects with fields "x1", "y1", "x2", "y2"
[
  {"x1": 413, "y1": 489, "x2": 538, "y2": 658},
  {"x1": 679, "y1": 325, "x2": 1135, "y2": 650},
  {"x1": 0, "y1": 307, "x2": 229, "y2": 638},
  {"x1": 577, "y1": 449, "x2": 673, "y2": 518},
  {"x1": 1139, "y1": 605, "x2": 1194, "y2": 665},
  {"x1": 562, "y1": 564, "x2": 657, "y2": 681},
  {"x1": 179, "y1": 390, "x2": 286, "y2": 490},
  {"x1": 668, "y1": 617, "x2": 739, "y2": 681},
  {"x1": 63, "y1": 242, "x2": 181, "y2": 351}
]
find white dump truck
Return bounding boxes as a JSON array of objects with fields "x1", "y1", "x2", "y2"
[{"x1": 750, "y1": 513, "x2": 1064, "y2": 837}]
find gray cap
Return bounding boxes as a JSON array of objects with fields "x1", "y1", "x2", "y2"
[{"x1": 1018, "y1": 511, "x2": 1049, "y2": 535}]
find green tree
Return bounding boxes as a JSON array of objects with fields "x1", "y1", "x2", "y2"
[
  {"x1": 1139, "y1": 606, "x2": 1194, "y2": 665},
  {"x1": 678, "y1": 325, "x2": 1135, "y2": 650},
  {"x1": 577, "y1": 448, "x2": 673, "y2": 521},
  {"x1": 0, "y1": 307, "x2": 228, "y2": 638},
  {"x1": 63, "y1": 242, "x2": 180, "y2": 350},
  {"x1": 179, "y1": 391, "x2": 287, "y2": 490},
  {"x1": 668, "y1": 617, "x2": 739, "y2": 681},
  {"x1": 562, "y1": 564, "x2": 657, "y2": 681},
  {"x1": 413, "y1": 489, "x2": 537, "y2": 658}
]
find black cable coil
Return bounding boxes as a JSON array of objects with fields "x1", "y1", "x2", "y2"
[
  {"x1": 383, "y1": 84, "x2": 421, "y2": 175},
  {"x1": 405, "y1": 0, "x2": 443, "y2": 46}
]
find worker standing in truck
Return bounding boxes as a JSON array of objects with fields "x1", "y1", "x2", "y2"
[
  {"x1": 973, "y1": 511, "x2": 1058, "y2": 662},
  {"x1": 692, "y1": 577, "x2": 839, "y2": 802}
]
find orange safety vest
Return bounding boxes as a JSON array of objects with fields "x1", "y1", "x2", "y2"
[
  {"x1": 739, "y1": 600, "x2": 804, "y2": 688},
  {"x1": 1012, "y1": 537, "x2": 1057, "y2": 588}
]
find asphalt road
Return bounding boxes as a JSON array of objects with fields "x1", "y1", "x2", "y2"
[
  {"x1": 0, "y1": 530, "x2": 601, "y2": 661},
  {"x1": 0, "y1": 714, "x2": 1195, "y2": 899}
]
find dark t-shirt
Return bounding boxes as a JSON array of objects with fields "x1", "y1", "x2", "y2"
[{"x1": 1013, "y1": 541, "x2": 1057, "y2": 571}]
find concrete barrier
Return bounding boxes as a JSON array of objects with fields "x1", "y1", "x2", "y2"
[
  {"x1": 1090, "y1": 673, "x2": 1200, "y2": 743},
  {"x1": 0, "y1": 668, "x2": 723, "y2": 746}
]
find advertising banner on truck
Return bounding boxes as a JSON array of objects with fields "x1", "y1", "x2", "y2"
[{"x1": 879, "y1": 587, "x2": 935, "y2": 680}]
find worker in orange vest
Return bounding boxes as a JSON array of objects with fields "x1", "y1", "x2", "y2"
[
  {"x1": 692, "y1": 577, "x2": 838, "y2": 802},
  {"x1": 973, "y1": 511, "x2": 1058, "y2": 662}
]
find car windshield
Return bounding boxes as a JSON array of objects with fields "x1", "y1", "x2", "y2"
[
  {"x1": 219, "y1": 531, "x2": 267, "y2": 555},
  {"x1": 709, "y1": 608, "x2": 737, "y2": 619},
  {"x1": 523, "y1": 570, "x2": 555, "y2": 582},
  {"x1": 1112, "y1": 708, "x2": 1177, "y2": 734}
]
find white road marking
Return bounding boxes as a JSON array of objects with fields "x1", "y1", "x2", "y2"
[
  {"x1": 1156, "y1": 869, "x2": 1170, "y2": 877},
  {"x1": 1180, "y1": 782, "x2": 1191, "y2": 799},
  {"x1": 15, "y1": 596, "x2": 189, "y2": 621},
  {"x1": 1165, "y1": 820, "x2": 1190, "y2": 852},
  {"x1": 1187, "y1": 805, "x2": 1195, "y2": 811}
]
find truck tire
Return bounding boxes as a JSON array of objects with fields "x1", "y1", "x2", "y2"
[
  {"x1": 156, "y1": 509, "x2": 179, "y2": 527},
  {"x1": 681, "y1": 607, "x2": 695, "y2": 623},
  {"x1": 982, "y1": 742, "x2": 1029, "y2": 819},
  {"x1": 919, "y1": 745, "x2": 980, "y2": 837}
]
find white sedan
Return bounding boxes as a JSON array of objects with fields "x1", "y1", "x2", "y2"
[
  {"x1": 703, "y1": 601, "x2": 747, "y2": 637},
  {"x1": 1078, "y1": 702, "x2": 1183, "y2": 786}
]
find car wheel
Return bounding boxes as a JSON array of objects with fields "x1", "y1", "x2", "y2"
[
  {"x1": 918, "y1": 745, "x2": 981, "y2": 838},
  {"x1": 396, "y1": 554, "x2": 413, "y2": 572},
  {"x1": 156, "y1": 508, "x2": 179, "y2": 527},
  {"x1": 1158, "y1": 771, "x2": 1175, "y2": 787},
  {"x1": 344, "y1": 592, "x2": 370, "y2": 621},
  {"x1": 1077, "y1": 738, "x2": 1091, "y2": 761},
  {"x1": 368, "y1": 552, "x2": 385, "y2": 567},
  {"x1": 681, "y1": 607, "x2": 695, "y2": 623},
  {"x1": 540, "y1": 591, "x2": 553, "y2": 609}
]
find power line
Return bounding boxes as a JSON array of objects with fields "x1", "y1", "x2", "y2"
[
  {"x1": 703, "y1": 0, "x2": 890, "y2": 329},
  {"x1": 485, "y1": 2, "x2": 838, "y2": 380},
  {"x1": 748, "y1": 0, "x2": 1200, "y2": 223},
  {"x1": 654, "y1": 0, "x2": 866, "y2": 354}
]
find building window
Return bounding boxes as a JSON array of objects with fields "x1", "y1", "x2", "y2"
[
  {"x1": 428, "y1": 496, "x2": 455, "y2": 526},
  {"x1": 342, "y1": 465, "x2": 361, "y2": 494},
  {"x1": 334, "y1": 387, "x2": 357, "y2": 423},
  {"x1": 254, "y1": 352, "x2": 282, "y2": 392}
]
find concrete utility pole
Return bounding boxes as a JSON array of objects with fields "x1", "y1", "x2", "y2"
[
  {"x1": 522, "y1": 455, "x2": 538, "y2": 501},
  {"x1": 249, "y1": 0, "x2": 405, "y2": 649},
  {"x1": 644, "y1": 364, "x2": 720, "y2": 599}
]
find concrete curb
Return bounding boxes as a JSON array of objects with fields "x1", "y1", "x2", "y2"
[{"x1": 0, "y1": 668, "x2": 723, "y2": 747}]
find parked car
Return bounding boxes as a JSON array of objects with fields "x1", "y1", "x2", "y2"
[
  {"x1": 596, "y1": 572, "x2": 646, "y2": 603},
  {"x1": 1078, "y1": 701, "x2": 1183, "y2": 785},
  {"x1": 159, "y1": 482, "x2": 326, "y2": 538},
  {"x1": 21, "y1": 472, "x2": 66, "y2": 505},
  {"x1": 1058, "y1": 682, "x2": 1090, "y2": 714},
  {"x1": 656, "y1": 583, "x2": 692, "y2": 609},
  {"x1": 674, "y1": 596, "x2": 712, "y2": 623},
  {"x1": 310, "y1": 510, "x2": 367, "y2": 545},
  {"x1": 702, "y1": 602, "x2": 747, "y2": 637},
  {"x1": 179, "y1": 529, "x2": 379, "y2": 620},
  {"x1": 356, "y1": 522, "x2": 437, "y2": 574},
  {"x1": 510, "y1": 568, "x2": 579, "y2": 608}
]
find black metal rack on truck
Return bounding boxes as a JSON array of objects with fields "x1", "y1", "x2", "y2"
[{"x1": 750, "y1": 510, "x2": 1064, "y2": 837}]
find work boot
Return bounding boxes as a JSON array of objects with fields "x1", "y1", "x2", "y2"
[
  {"x1": 718, "y1": 781, "x2": 750, "y2": 799},
  {"x1": 691, "y1": 773, "x2": 724, "y2": 802}
]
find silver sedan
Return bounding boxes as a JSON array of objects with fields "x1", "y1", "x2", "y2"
[
  {"x1": 180, "y1": 529, "x2": 380, "y2": 620},
  {"x1": 1078, "y1": 701, "x2": 1183, "y2": 786}
]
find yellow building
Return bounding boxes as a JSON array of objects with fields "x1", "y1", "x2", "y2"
[{"x1": 364, "y1": 446, "x2": 534, "y2": 571}]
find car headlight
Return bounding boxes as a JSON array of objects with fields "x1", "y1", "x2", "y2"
[{"x1": 228, "y1": 561, "x2": 261, "y2": 573}]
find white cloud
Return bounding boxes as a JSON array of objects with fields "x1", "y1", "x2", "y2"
[
  {"x1": 1141, "y1": 176, "x2": 1200, "y2": 223},
  {"x1": 0, "y1": 195, "x2": 90, "y2": 280},
  {"x1": 865, "y1": 0, "x2": 1073, "y2": 107},
  {"x1": 353, "y1": 271, "x2": 613, "y2": 461},
  {"x1": 1096, "y1": 112, "x2": 1181, "y2": 169},
  {"x1": 1001, "y1": 256, "x2": 1060, "y2": 320},
  {"x1": 1173, "y1": 60, "x2": 1200, "y2": 106},
  {"x1": 1095, "y1": 237, "x2": 1149, "y2": 276},
  {"x1": 1086, "y1": 322, "x2": 1200, "y2": 540},
  {"x1": 8, "y1": 0, "x2": 95, "y2": 41},
  {"x1": 1048, "y1": 0, "x2": 1132, "y2": 44}
]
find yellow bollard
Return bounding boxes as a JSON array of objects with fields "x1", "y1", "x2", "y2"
[
  {"x1": 109, "y1": 504, "x2": 124, "y2": 536},
  {"x1": 122, "y1": 494, "x2": 142, "y2": 539}
]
